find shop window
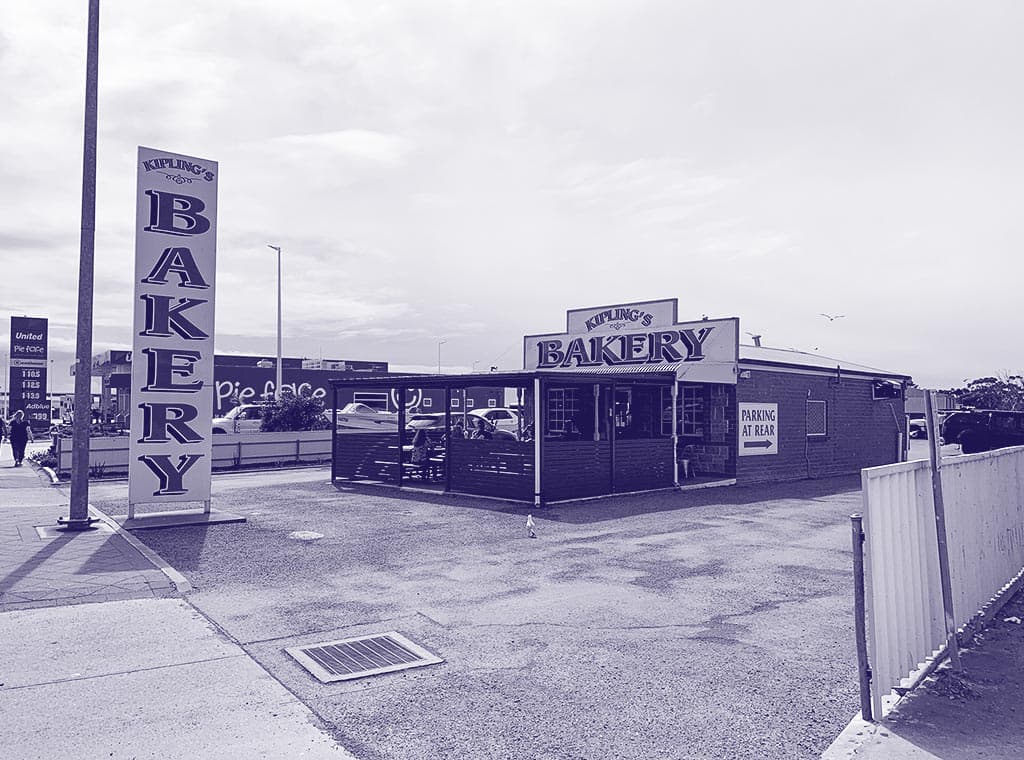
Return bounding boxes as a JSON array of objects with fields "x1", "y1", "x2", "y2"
[
  {"x1": 807, "y1": 400, "x2": 827, "y2": 437},
  {"x1": 616, "y1": 386, "x2": 660, "y2": 439},
  {"x1": 467, "y1": 398, "x2": 475, "y2": 408},
  {"x1": 682, "y1": 386, "x2": 704, "y2": 437},
  {"x1": 547, "y1": 387, "x2": 581, "y2": 439},
  {"x1": 488, "y1": 398, "x2": 497, "y2": 407},
  {"x1": 422, "y1": 398, "x2": 432, "y2": 408},
  {"x1": 450, "y1": 397, "x2": 461, "y2": 408},
  {"x1": 615, "y1": 388, "x2": 632, "y2": 432},
  {"x1": 660, "y1": 386, "x2": 704, "y2": 438}
]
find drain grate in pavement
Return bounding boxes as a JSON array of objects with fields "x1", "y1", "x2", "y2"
[{"x1": 286, "y1": 631, "x2": 443, "y2": 683}]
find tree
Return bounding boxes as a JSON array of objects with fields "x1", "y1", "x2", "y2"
[
  {"x1": 949, "y1": 374, "x2": 1024, "y2": 411},
  {"x1": 260, "y1": 389, "x2": 330, "y2": 432}
]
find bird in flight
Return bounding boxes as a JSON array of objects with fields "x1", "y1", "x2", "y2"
[{"x1": 819, "y1": 313, "x2": 845, "y2": 321}]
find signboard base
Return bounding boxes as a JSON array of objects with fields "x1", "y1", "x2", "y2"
[{"x1": 117, "y1": 506, "x2": 245, "y2": 531}]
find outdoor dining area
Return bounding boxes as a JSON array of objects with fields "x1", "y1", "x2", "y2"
[{"x1": 329, "y1": 369, "x2": 702, "y2": 505}]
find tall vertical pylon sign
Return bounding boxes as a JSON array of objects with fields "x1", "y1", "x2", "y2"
[
  {"x1": 8, "y1": 316, "x2": 49, "y2": 431},
  {"x1": 128, "y1": 147, "x2": 218, "y2": 516}
]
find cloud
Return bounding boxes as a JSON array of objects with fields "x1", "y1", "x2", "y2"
[{"x1": 270, "y1": 130, "x2": 412, "y2": 167}]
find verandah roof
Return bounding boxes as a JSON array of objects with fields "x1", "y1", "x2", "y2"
[{"x1": 328, "y1": 368, "x2": 679, "y2": 389}]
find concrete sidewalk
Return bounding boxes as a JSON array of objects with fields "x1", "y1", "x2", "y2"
[
  {"x1": 0, "y1": 456, "x2": 177, "y2": 611},
  {"x1": 0, "y1": 456, "x2": 353, "y2": 759},
  {"x1": 823, "y1": 585, "x2": 1024, "y2": 760}
]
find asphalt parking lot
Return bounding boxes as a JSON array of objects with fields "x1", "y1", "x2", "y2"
[{"x1": 89, "y1": 469, "x2": 867, "y2": 760}]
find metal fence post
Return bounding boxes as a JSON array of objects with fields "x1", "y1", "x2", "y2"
[
  {"x1": 851, "y1": 513, "x2": 873, "y2": 722},
  {"x1": 926, "y1": 390, "x2": 962, "y2": 671}
]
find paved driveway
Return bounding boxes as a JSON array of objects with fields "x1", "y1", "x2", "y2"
[{"x1": 90, "y1": 470, "x2": 864, "y2": 760}]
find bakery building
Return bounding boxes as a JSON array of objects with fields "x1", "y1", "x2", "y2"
[{"x1": 330, "y1": 298, "x2": 912, "y2": 504}]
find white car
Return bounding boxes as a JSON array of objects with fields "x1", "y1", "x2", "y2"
[
  {"x1": 468, "y1": 407, "x2": 523, "y2": 438},
  {"x1": 212, "y1": 403, "x2": 270, "y2": 434}
]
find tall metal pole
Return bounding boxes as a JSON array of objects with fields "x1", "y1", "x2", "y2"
[
  {"x1": 267, "y1": 245, "x2": 282, "y2": 399},
  {"x1": 850, "y1": 513, "x2": 873, "y2": 721},
  {"x1": 926, "y1": 390, "x2": 961, "y2": 670},
  {"x1": 61, "y1": 0, "x2": 100, "y2": 531},
  {"x1": 437, "y1": 339, "x2": 446, "y2": 374}
]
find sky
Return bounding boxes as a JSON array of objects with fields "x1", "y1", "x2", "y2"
[{"x1": 1, "y1": 0, "x2": 1022, "y2": 393}]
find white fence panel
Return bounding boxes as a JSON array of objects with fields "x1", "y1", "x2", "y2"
[
  {"x1": 55, "y1": 431, "x2": 333, "y2": 476},
  {"x1": 861, "y1": 446, "x2": 1024, "y2": 717}
]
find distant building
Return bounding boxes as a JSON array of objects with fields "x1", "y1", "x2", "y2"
[
  {"x1": 79, "y1": 350, "x2": 501, "y2": 420},
  {"x1": 904, "y1": 386, "x2": 958, "y2": 418}
]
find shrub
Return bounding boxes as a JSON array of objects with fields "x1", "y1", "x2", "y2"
[
  {"x1": 28, "y1": 446, "x2": 59, "y2": 470},
  {"x1": 260, "y1": 389, "x2": 330, "y2": 432}
]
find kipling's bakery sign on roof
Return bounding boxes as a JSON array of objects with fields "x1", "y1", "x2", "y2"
[{"x1": 524, "y1": 298, "x2": 739, "y2": 384}]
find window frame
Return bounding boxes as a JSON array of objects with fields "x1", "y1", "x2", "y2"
[
  {"x1": 806, "y1": 399, "x2": 828, "y2": 437},
  {"x1": 660, "y1": 385, "x2": 704, "y2": 438},
  {"x1": 546, "y1": 386, "x2": 581, "y2": 437}
]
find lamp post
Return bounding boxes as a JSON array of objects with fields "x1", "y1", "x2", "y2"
[
  {"x1": 62, "y1": 0, "x2": 100, "y2": 531},
  {"x1": 267, "y1": 245, "x2": 283, "y2": 400},
  {"x1": 437, "y1": 339, "x2": 446, "y2": 375}
]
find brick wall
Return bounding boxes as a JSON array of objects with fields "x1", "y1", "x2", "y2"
[{"x1": 736, "y1": 370, "x2": 904, "y2": 484}]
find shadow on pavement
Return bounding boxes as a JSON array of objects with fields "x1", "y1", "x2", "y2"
[
  {"x1": 331, "y1": 473, "x2": 862, "y2": 524},
  {"x1": 874, "y1": 588, "x2": 1024, "y2": 760}
]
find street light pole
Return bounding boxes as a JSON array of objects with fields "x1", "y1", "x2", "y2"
[
  {"x1": 62, "y1": 0, "x2": 100, "y2": 531},
  {"x1": 267, "y1": 245, "x2": 282, "y2": 400},
  {"x1": 437, "y1": 339, "x2": 446, "y2": 374}
]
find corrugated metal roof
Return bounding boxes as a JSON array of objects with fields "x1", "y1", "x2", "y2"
[
  {"x1": 738, "y1": 344, "x2": 910, "y2": 379},
  {"x1": 567, "y1": 363, "x2": 682, "y2": 374}
]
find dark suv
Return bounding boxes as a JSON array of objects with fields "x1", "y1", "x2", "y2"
[{"x1": 940, "y1": 409, "x2": 1024, "y2": 454}]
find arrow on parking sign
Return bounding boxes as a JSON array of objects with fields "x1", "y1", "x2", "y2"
[{"x1": 743, "y1": 440, "x2": 773, "y2": 449}]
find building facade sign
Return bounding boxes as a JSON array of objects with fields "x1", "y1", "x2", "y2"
[
  {"x1": 565, "y1": 298, "x2": 678, "y2": 334},
  {"x1": 738, "y1": 402, "x2": 778, "y2": 456},
  {"x1": 8, "y1": 316, "x2": 49, "y2": 429},
  {"x1": 525, "y1": 301, "x2": 738, "y2": 384},
  {"x1": 128, "y1": 147, "x2": 218, "y2": 507}
]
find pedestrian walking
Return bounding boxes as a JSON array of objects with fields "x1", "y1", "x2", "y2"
[{"x1": 7, "y1": 410, "x2": 34, "y2": 467}]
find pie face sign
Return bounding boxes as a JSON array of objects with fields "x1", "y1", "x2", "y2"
[{"x1": 128, "y1": 147, "x2": 218, "y2": 505}]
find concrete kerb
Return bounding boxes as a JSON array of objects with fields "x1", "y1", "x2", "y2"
[
  {"x1": 35, "y1": 463, "x2": 192, "y2": 595},
  {"x1": 820, "y1": 712, "x2": 878, "y2": 759}
]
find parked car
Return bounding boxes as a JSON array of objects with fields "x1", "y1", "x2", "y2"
[
  {"x1": 406, "y1": 411, "x2": 517, "y2": 441},
  {"x1": 327, "y1": 403, "x2": 399, "y2": 431},
  {"x1": 908, "y1": 418, "x2": 928, "y2": 439},
  {"x1": 406, "y1": 413, "x2": 448, "y2": 432},
  {"x1": 212, "y1": 403, "x2": 271, "y2": 434},
  {"x1": 468, "y1": 407, "x2": 523, "y2": 438},
  {"x1": 940, "y1": 409, "x2": 1024, "y2": 454}
]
